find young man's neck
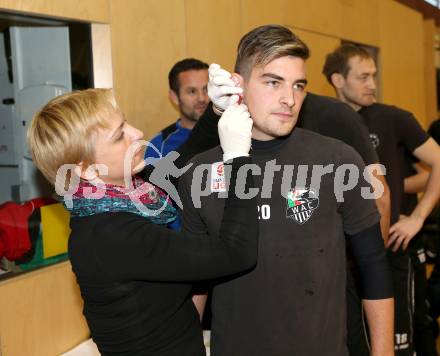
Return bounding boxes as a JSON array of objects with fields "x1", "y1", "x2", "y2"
[
  {"x1": 336, "y1": 93, "x2": 362, "y2": 112},
  {"x1": 346, "y1": 102, "x2": 362, "y2": 112},
  {"x1": 179, "y1": 116, "x2": 197, "y2": 129}
]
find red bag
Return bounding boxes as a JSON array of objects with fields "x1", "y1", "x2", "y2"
[{"x1": 0, "y1": 198, "x2": 55, "y2": 261}]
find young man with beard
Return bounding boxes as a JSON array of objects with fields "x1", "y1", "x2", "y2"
[
  {"x1": 179, "y1": 25, "x2": 394, "y2": 356},
  {"x1": 323, "y1": 43, "x2": 440, "y2": 355},
  {"x1": 145, "y1": 58, "x2": 209, "y2": 160}
]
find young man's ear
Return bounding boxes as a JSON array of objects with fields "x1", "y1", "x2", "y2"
[
  {"x1": 74, "y1": 162, "x2": 98, "y2": 181},
  {"x1": 330, "y1": 73, "x2": 345, "y2": 89},
  {"x1": 231, "y1": 73, "x2": 245, "y2": 104},
  {"x1": 169, "y1": 89, "x2": 180, "y2": 107},
  {"x1": 231, "y1": 73, "x2": 244, "y2": 88}
]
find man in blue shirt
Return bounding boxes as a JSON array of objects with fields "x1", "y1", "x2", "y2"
[
  {"x1": 145, "y1": 58, "x2": 209, "y2": 160},
  {"x1": 145, "y1": 58, "x2": 209, "y2": 231}
]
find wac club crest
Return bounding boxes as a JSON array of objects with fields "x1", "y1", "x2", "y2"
[{"x1": 286, "y1": 188, "x2": 319, "y2": 224}]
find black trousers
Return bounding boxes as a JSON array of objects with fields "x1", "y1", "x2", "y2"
[
  {"x1": 389, "y1": 251, "x2": 415, "y2": 355},
  {"x1": 412, "y1": 237, "x2": 438, "y2": 356}
]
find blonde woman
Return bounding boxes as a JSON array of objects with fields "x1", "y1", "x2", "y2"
[{"x1": 28, "y1": 88, "x2": 256, "y2": 355}]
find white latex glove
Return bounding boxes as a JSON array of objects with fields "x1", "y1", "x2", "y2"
[
  {"x1": 208, "y1": 63, "x2": 243, "y2": 113},
  {"x1": 218, "y1": 96, "x2": 253, "y2": 162}
]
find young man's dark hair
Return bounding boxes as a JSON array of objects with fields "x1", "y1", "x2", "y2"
[
  {"x1": 322, "y1": 44, "x2": 371, "y2": 85},
  {"x1": 234, "y1": 24, "x2": 309, "y2": 80},
  {"x1": 168, "y1": 58, "x2": 209, "y2": 94}
]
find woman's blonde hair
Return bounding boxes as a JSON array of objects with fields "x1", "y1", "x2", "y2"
[{"x1": 27, "y1": 88, "x2": 118, "y2": 185}]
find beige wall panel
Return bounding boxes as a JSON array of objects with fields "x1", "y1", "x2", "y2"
[
  {"x1": 240, "y1": 0, "x2": 302, "y2": 34},
  {"x1": 0, "y1": 262, "x2": 88, "y2": 356},
  {"x1": 0, "y1": 0, "x2": 109, "y2": 22},
  {"x1": 185, "y1": 0, "x2": 241, "y2": 72},
  {"x1": 340, "y1": 0, "x2": 379, "y2": 46},
  {"x1": 92, "y1": 24, "x2": 114, "y2": 88},
  {"x1": 240, "y1": 0, "x2": 341, "y2": 39},
  {"x1": 293, "y1": 28, "x2": 340, "y2": 97},
  {"x1": 379, "y1": 0, "x2": 426, "y2": 126},
  {"x1": 424, "y1": 19, "x2": 438, "y2": 127},
  {"x1": 294, "y1": 0, "x2": 377, "y2": 44},
  {"x1": 110, "y1": 0, "x2": 186, "y2": 137},
  {"x1": 436, "y1": 27, "x2": 440, "y2": 69},
  {"x1": 240, "y1": 0, "x2": 378, "y2": 47},
  {"x1": 289, "y1": 0, "x2": 343, "y2": 37}
]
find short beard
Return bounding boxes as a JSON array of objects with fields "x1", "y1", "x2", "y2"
[{"x1": 180, "y1": 108, "x2": 200, "y2": 123}]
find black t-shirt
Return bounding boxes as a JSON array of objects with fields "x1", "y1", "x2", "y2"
[
  {"x1": 358, "y1": 103, "x2": 429, "y2": 224},
  {"x1": 179, "y1": 128, "x2": 380, "y2": 356},
  {"x1": 298, "y1": 93, "x2": 379, "y2": 165}
]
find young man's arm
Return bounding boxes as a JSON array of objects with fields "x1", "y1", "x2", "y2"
[
  {"x1": 367, "y1": 164, "x2": 391, "y2": 243},
  {"x1": 347, "y1": 223, "x2": 395, "y2": 356},
  {"x1": 388, "y1": 138, "x2": 440, "y2": 250},
  {"x1": 363, "y1": 298, "x2": 394, "y2": 356},
  {"x1": 342, "y1": 147, "x2": 394, "y2": 355},
  {"x1": 404, "y1": 162, "x2": 430, "y2": 194}
]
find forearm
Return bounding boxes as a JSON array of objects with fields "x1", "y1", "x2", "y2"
[
  {"x1": 404, "y1": 167, "x2": 429, "y2": 194},
  {"x1": 411, "y1": 163, "x2": 440, "y2": 222},
  {"x1": 411, "y1": 138, "x2": 440, "y2": 222},
  {"x1": 363, "y1": 298, "x2": 394, "y2": 356}
]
